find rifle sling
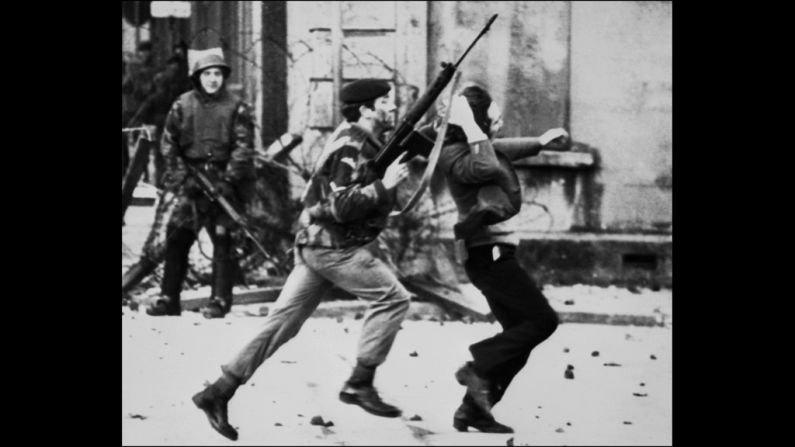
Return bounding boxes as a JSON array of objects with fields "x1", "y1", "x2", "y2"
[{"x1": 391, "y1": 70, "x2": 461, "y2": 216}]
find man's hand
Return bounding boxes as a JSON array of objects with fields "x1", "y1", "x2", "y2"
[
  {"x1": 448, "y1": 95, "x2": 488, "y2": 144},
  {"x1": 382, "y1": 157, "x2": 410, "y2": 190},
  {"x1": 539, "y1": 128, "x2": 569, "y2": 150}
]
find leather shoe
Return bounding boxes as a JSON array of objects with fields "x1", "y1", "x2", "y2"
[
  {"x1": 339, "y1": 383, "x2": 401, "y2": 418},
  {"x1": 453, "y1": 400, "x2": 513, "y2": 433},
  {"x1": 192, "y1": 385, "x2": 238, "y2": 441},
  {"x1": 455, "y1": 362, "x2": 493, "y2": 412}
]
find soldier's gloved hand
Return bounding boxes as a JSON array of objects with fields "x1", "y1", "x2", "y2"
[
  {"x1": 539, "y1": 128, "x2": 570, "y2": 150},
  {"x1": 182, "y1": 177, "x2": 203, "y2": 198},
  {"x1": 448, "y1": 95, "x2": 488, "y2": 144},
  {"x1": 216, "y1": 181, "x2": 236, "y2": 199},
  {"x1": 382, "y1": 157, "x2": 410, "y2": 190}
]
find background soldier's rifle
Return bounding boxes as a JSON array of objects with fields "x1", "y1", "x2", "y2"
[{"x1": 185, "y1": 163, "x2": 285, "y2": 275}]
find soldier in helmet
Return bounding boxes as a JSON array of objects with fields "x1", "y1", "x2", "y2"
[
  {"x1": 145, "y1": 51, "x2": 255, "y2": 319},
  {"x1": 191, "y1": 79, "x2": 412, "y2": 441}
]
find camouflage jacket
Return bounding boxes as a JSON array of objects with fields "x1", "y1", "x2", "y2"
[
  {"x1": 295, "y1": 123, "x2": 396, "y2": 249},
  {"x1": 160, "y1": 88, "x2": 255, "y2": 193}
]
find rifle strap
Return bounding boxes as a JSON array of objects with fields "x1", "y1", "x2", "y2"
[{"x1": 392, "y1": 70, "x2": 461, "y2": 216}]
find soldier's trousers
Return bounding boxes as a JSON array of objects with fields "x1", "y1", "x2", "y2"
[
  {"x1": 222, "y1": 242, "x2": 412, "y2": 384},
  {"x1": 464, "y1": 243, "x2": 559, "y2": 404}
]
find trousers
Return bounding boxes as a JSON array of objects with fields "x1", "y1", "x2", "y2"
[
  {"x1": 464, "y1": 243, "x2": 559, "y2": 404},
  {"x1": 222, "y1": 242, "x2": 411, "y2": 383}
]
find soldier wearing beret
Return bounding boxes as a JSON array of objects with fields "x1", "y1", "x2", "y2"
[
  {"x1": 144, "y1": 52, "x2": 256, "y2": 319},
  {"x1": 192, "y1": 79, "x2": 412, "y2": 440}
]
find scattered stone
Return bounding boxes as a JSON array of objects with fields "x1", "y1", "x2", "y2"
[
  {"x1": 564, "y1": 369, "x2": 574, "y2": 379},
  {"x1": 640, "y1": 382, "x2": 645, "y2": 387},
  {"x1": 535, "y1": 415, "x2": 539, "y2": 419},
  {"x1": 623, "y1": 421, "x2": 632, "y2": 425},
  {"x1": 563, "y1": 347, "x2": 570, "y2": 353},
  {"x1": 193, "y1": 322, "x2": 200, "y2": 326},
  {"x1": 409, "y1": 351, "x2": 418, "y2": 357},
  {"x1": 310, "y1": 415, "x2": 325, "y2": 426},
  {"x1": 628, "y1": 285, "x2": 641, "y2": 294},
  {"x1": 344, "y1": 327, "x2": 349, "y2": 333},
  {"x1": 325, "y1": 421, "x2": 335, "y2": 427},
  {"x1": 591, "y1": 351, "x2": 600, "y2": 357},
  {"x1": 409, "y1": 414, "x2": 422, "y2": 421},
  {"x1": 567, "y1": 364, "x2": 574, "y2": 370},
  {"x1": 650, "y1": 354, "x2": 657, "y2": 360},
  {"x1": 506, "y1": 437, "x2": 514, "y2": 446},
  {"x1": 632, "y1": 393, "x2": 648, "y2": 397},
  {"x1": 537, "y1": 406, "x2": 542, "y2": 409},
  {"x1": 566, "y1": 422, "x2": 572, "y2": 426},
  {"x1": 555, "y1": 428, "x2": 564, "y2": 433},
  {"x1": 336, "y1": 316, "x2": 343, "y2": 323},
  {"x1": 128, "y1": 413, "x2": 147, "y2": 420},
  {"x1": 603, "y1": 362, "x2": 622, "y2": 367},
  {"x1": 625, "y1": 334, "x2": 634, "y2": 341},
  {"x1": 564, "y1": 300, "x2": 575, "y2": 305},
  {"x1": 354, "y1": 312, "x2": 364, "y2": 320},
  {"x1": 297, "y1": 414, "x2": 303, "y2": 417},
  {"x1": 274, "y1": 422, "x2": 282, "y2": 427},
  {"x1": 281, "y1": 360, "x2": 297, "y2": 364}
]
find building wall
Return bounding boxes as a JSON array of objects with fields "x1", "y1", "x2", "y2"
[{"x1": 570, "y1": 1, "x2": 672, "y2": 233}]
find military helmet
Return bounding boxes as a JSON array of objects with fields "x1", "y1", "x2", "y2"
[{"x1": 190, "y1": 53, "x2": 231, "y2": 79}]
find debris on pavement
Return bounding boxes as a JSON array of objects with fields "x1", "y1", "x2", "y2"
[
  {"x1": 633, "y1": 393, "x2": 648, "y2": 397},
  {"x1": 563, "y1": 347, "x2": 570, "y2": 353},
  {"x1": 409, "y1": 414, "x2": 423, "y2": 421},
  {"x1": 603, "y1": 362, "x2": 622, "y2": 367},
  {"x1": 623, "y1": 421, "x2": 633, "y2": 425},
  {"x1": 409, "y1": 351, "x2": 418, "y2": 357},
  {"x1": 564, "y1": 300, "x2": 575, "y2": 305},
  {"x1": 555, "y1": 428, "x2": 564, "y2": 433},
  {"x1": 591, "y1": 350, "x2": 600, "y2": 356},
  {"x1": 506, "y1": 437, "x2": 514, "y2": 446},
  {"x1": 650, "y1": 354, "x2": 657, "y2": 360},
  {"x1": 354, "y1": 312, "x2": 364, "y2": 320},
  {"x1": 128, "y1": 413, "x2": 148, "y2": 420},
  {"x1": 310, "y1": 415, "x2": 326, "y2": 426}
]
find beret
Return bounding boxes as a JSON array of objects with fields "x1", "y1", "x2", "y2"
[{"x1": 340, "y1": 79, "x2": 390, "y2": 104}]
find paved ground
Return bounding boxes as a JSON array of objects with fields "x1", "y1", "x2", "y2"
[{"x1": 122, "y1": 308, "x2": 672, "y2": 445}]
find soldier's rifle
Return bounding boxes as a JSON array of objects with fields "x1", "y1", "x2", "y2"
[
  {"x1": 184, "y1": 163, "x2": 284, "y2": 273},
  {"x1": 362, "y1": 13, "x2": 499, "y2": 181}
]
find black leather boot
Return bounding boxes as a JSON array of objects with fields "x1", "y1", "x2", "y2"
[
  {"x1": 339, "y1": 363, "x2": 401, "y2": 418},
  {"x1": 453, "y1": 394, "x2": 513, "y2": 433},
  {"x1": 455, "y1": 361, "x2": 494, "y2": 413},
  {"x1": 192, "y1": 374, "x2": 240, "y2": 441},
  {"x1": 145, "y1": 295, "x2": 181, "y2": 316},
  {"x1": 201, "y1": 297, "x2": 232, "y2": 319}
]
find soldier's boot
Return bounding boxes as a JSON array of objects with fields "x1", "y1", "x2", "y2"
[
  {"x1": 201, "y1": 297, "x2": 232, "y2": 319},
  {"x1": 122, "y1": 257, "x2": 158, "y2": 296},
  {"x1": 148, "y1": 226, "x2": 194, "y2": 317},
  {"x1": 192, "y1": 373, "x2": 240, "y2": 441},
  {"x1": 339, "y1": 362, "x2": 401, "y2": 418},
  {"x1": 453, "y1": 393, "x2": 513, "y2": 433},
  {"x1": 455, "y1": 361, "x2": 494, "y2": 413},
  {"x1": 145, "y1": 295, "x2": 181, "y2": 316},
  {"x1": 202, "y1": 227, "x2": 234, "y2": 319}
]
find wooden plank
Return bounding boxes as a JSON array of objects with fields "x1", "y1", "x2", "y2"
[{"x1": 402, "y1": 279, "x2": 493, "y2": 322}]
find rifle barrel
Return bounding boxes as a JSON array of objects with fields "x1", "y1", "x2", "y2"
[{"x1": 454, "y1": 14, "x2": 498, "y2": 69}]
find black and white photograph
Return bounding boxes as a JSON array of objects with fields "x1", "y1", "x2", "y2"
[{"x1": 121, "y1": 1, "x2": 672, "y2": 445}]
